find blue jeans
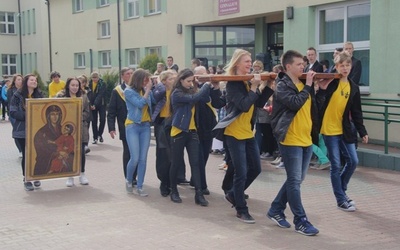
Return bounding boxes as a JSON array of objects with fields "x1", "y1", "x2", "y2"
[
  {"x1": 323, "y1": 135, "x2": 359, "y2": 204},
  {"x1": 125, "y1": 122, "x2": 151, "y2": 189},
  {"x1": 225, "y1": 136, "x2": 261, "y2": 214},
  {"x1": 269, "y1": 145, "x2": 312, "y2": 223}
]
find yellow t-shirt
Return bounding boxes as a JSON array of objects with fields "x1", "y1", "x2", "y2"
[
  {"x1": 224, "y1": 82, "x2": 254, "y2": 140},
  {"x1": 171, "y1": 106, "x2": 196, "y2": 137},
  {"x1": 160, "y1": 90, "x2": 171, "y2": 118},
  {"x1": 92, "y1": 81, "x2": 98, "y2": 93},
  {"x1": 281, "y1": 83, "x2": 312, "y2": 147},
  {"x1": 124, "y1": 91, "x2": 151, "y2": 126},
  {"x1": 320, "y1": 81, "x2": 350, "y2": 136},
  {"x1": 141, "y1": 105, "x2": 151, "y2": 122},
  {"x1": 48, "y1": 80, "x2": 66, "y2": 97}
]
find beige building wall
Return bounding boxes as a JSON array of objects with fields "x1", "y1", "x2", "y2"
[
  {"x1": 47, "y1": 0, "x2": 347, "y2": 78},
  {"x1": 0, "y1": 0, "x2": 49, "y2": 78}
]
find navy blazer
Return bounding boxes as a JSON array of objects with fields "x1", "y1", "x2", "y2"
[
  {"x1": 304, "y1": 60, "x2": 324, "y2": 73},
  {"x1": 349, "y1": 57, "x2": 362, "y2": 85}
]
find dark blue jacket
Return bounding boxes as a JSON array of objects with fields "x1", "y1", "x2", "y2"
[
  {"x1": 170, "y1": 84, "x2": 211, "y2": 132},
  {"x1": 9, "y1": 90, "x2": 43, "y2": 138},
  {"x1": 213, "y1": 80, "x2": 274, "y2": 139}
]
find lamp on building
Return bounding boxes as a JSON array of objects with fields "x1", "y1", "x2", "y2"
[
  {"x1": 177, "y1": 24, "x2": 183, "y2": 34},
  {"x1": 286, "y1": 6, "x2": 294, "y2": 20}
]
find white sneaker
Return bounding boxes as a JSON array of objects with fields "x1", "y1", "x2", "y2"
[
  {"x1": 66, "y1": 177, "x2": 74, "y2": 187},
  {"x1": 260, "y1": 152, "x2": 273, "y2": 159},
  {"x1": 271, "y1": 157, "x2": 281, "y2": 165},
  {"x1": 276, "y1": 162, "x2": 285, "y2": 169},
  {"x1": 79, "y1": 173, "x2": 89, "y2": 185},
  {"x1": 136, "y1": 188, "x2": 148, "y2": 197},
  {"x1": 218, "y1": 161, "x2": 227, "y2": 170}
]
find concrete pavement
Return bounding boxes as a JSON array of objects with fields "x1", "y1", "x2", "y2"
[{"x1": 1, "y1": 119, "x2": 400, "y2": 250}]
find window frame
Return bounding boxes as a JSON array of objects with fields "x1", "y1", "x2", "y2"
[
  {"x1": 99, "y1": 50, "x2": 112, "y2": 68},
  {"x1": 75, "y1": 52, "x2": 86, "y2": 69},
  {"x1": 0, "y1": 12, "x2": 16, "y2": 34},
  {"x1": 192, "y1": 25, "x2": 256, "y2": 66},
  {"x1": 2, "y1": 54, "x2": 17, "y2": 76},
  {"x1": 73, "y1": 0, "x2": 84, "y2": 13},
  {"x1": 147, "y1": 0, "x2": 161, "y2": 15},
  {"x1": 99, "y1": 0, "x2": 110, "y2": 8},
  {"x1": 146, "y1": 46, "x2": 162, "y2": 58},
  {"x1": 127, "y1": 0, "x2": 140, "y2": 19},
  {"x1": 98, "y1": 20, "x2": 111, "y2": 39},
  {"x1": 316, "y1": 0, "x2": 370, "y2": 89},
  {"x1": 127, "y1": 48, "x2": 140, "y2": 68}
]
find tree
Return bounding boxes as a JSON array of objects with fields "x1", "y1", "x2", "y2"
[{"x1": 139, "y1": 54, "x2": 165, "y2": 74}]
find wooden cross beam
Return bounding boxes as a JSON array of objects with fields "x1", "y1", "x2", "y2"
[{"x1": 194, "y1": 73, "x2": 341, "y2": 82}]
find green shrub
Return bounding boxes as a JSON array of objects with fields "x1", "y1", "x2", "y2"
[
  {"x1": 139, "y1": 54, "x2": 165, "y2": 74},
  {"x1": 101, "y1": 70, "x2": 119, "y2": 106},
  {"x1": 33, "y1": 70, "x2": 48, "y2": 97}
]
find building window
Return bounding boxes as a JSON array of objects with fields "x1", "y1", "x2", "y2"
[
  {"x1": 193, "y1": 25, "x2": 255, "y2": 67},
  {"x1": 317, "y1": 1, "x2": 370, "y2": 87},
  {"x1": 2, "y1": 54, "x2": 17, "y2": 75},
  {"x1": 146, "y1": 47, "x2": 161, "y2": 58},
  {"x1": 99, "y1": 0, "x2": 110, "y2": 7},
  {"x1": 127, "y1": 0, "x2": 139, "y2": 18},
  {"x1": 73, "y1": 0, "x2": 84, "y2": 12},
  {"x1": 32, "y1": 9, "x2": 36, "y2": 34},
  {"x1": 0, "y1": 12, "x2": 16, "y2": 34},
  {"x1": 127, "y1": 49, "x2": 139, "y2": 68},
  {"x1": 147, "y1": 0, "x2": 161, "y2": 15},
  {"x1": 27, "y1": 10, "x2": 31, "y2": 35},
  {"x1": 75, "y1": 53, "x2": 85, "y2": 68},
  {"x1": 98, "y1": 20, "x2": 110, "y2": 38},
  {"x1": 99, "y1": 51, "x2": 111, "y2": 68}
]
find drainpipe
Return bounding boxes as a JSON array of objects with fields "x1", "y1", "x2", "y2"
[
  {"x1": 17, "y1": 0, "x2": 23, "y2": 74},
  {"x1": 45, "y1": 0, "x2": 52, "y2": 72},
  {"x1": 117, "y1": 0, "x2": 122, "y2": 83},
  {"x1": 89, "y1": 49, "x2": 93, "y2": 73}
]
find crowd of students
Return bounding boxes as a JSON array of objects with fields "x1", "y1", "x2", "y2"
[{"x1": 4, "y1": 43, "x2": 368, "y2": 237}]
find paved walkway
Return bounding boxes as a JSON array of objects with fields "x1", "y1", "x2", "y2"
[{"x1": 1, "y1": 119, "x2": 400, "y2": 250}]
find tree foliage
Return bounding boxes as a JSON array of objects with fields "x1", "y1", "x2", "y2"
[{"x1": 139, "y1": 54, "x2": 165, "y2": 74}]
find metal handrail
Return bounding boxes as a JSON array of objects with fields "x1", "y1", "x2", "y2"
[{"x1": 361, "y1": 101, "x2": 400, "y2": 154}]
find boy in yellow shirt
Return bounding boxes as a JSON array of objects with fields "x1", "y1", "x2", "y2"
[
  {"x1": 267, "y1": 50, "x2": 319, "y2": 236},
  {"x1": 48, "y1": 71, "x2": 65, "y2": 97}
]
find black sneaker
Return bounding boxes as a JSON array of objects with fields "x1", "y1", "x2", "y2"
[
  {"x1": 99, "y1": 136, "x2": 104, "y2": 143},
  {"x1": 224, "y1": 193, "x2": 236, "y2": 207},
  {"x1": 160, "y1": 184, "x2": 171, "y2": 197},
  {"x1": 202, "y1": 188, "x2": 210, "y2": 195},
  {"x1": 295, "y1": 218, "x2": 319, "y2": 236},
  {"x1": 85, "y1": 146, "x2": 91, "y2": 154},
  {"x1": 337, "y1": 201, "x2": 356, "y2": 212},
  {"x1": 345, "y1": 195, "x2": 356, "y2": 206},
  {"x1": 267, "y1": 212, "x2": 291, "y2": 228},
  {"x1": 92, "y1": 139, "x2": 98, "y2": 144},
  {"x1": 236, "y1": 212, "x2": 255, "y2": 224},
  {"x1": 33, "y1": 181, "x2": 41, "y2": 188},
  {"x1": 24, "y1": 182, "x2": 34, "y2": 191}
]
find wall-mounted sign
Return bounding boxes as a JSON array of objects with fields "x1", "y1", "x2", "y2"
[{"x1": 218, "y1": 0, "x2": 240, "y2": 16}]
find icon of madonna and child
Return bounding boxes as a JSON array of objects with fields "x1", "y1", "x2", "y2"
[{"x1": 32, "y1": 103, "x2": 80, "y2": 177}]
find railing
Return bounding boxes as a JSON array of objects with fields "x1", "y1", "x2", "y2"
[{"x1": 361, "y1": 97, "x2": 400, "y2": 154}]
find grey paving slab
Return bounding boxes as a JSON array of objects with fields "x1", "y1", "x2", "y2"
[{"x1": 1, "y1": 120, "x2": 400, "y2": 250}]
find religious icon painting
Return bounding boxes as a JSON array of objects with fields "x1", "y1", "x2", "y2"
[{"x1": 25, "y1": 98, "x2": 82, "y2": 181}]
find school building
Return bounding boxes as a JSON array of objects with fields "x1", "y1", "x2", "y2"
[{"x1": 1, "y1": 0, "x2": 400, "y2": 147}]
